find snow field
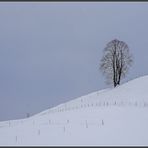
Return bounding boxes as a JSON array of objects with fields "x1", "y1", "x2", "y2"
[{"x1": 0, "y1": 75, "x2": 148, "y2": 145}]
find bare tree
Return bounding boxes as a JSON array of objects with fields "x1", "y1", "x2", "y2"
[{"x1": 100, "y1": 39, "x2": 133, "y2": 87}]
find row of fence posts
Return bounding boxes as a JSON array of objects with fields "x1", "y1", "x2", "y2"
[
  {"x1": 13, "y1": 100, "x2": 148, "y2": 143},
  {"x1": 35, "y1": 119, "x2": 104, "y2": 136},
  {"x1": 49, "y1": 101, "x2": 148, "y2": 114},
  {"x1": 48, "y1": 101, "x2": 111, "y2": 114}
]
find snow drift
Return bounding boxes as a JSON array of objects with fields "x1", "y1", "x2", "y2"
[{"x1": 0, "y1": 75, "x2": 148, "y2": 146}]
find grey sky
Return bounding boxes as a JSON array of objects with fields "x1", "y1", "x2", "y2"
[{"x1": 0, "y1": 2, "x2": 148, "y2": 121}]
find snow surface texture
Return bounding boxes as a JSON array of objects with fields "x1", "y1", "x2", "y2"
[{"x1": 0, "y1": 75, "x2": 148, "y2": 146}]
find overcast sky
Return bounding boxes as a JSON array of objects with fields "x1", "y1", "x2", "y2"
[{"x1": 0, "y1": 2, "x2": 148, "y2": 121}]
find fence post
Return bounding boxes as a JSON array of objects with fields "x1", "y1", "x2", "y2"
[
  {"x1": 67, "y1": 119, "x2": 69, "y2": 123},
  {"x1": 15, "y1": 136, "x2": 17, "y2": 143},
  {"x1": 85, "y1": 120, "x2": 88, "y2": 128},
  {"x1": 102, "y1": 120, "x2": 104, "y2": 125},
  {"x1": 38, "y1": 129, "x2": 40, "y2": 135}
]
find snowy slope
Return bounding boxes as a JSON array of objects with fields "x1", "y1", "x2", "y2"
[{"x1": 0, "y1": 75, "x2": 148, "y2": 146}]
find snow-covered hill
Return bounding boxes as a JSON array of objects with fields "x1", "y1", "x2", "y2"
[{"x1": 0, "y1": 75, "x2": 148, "y2": 146}]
